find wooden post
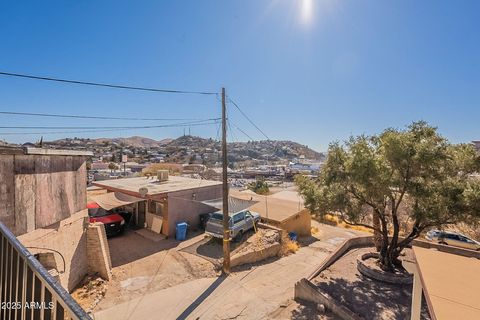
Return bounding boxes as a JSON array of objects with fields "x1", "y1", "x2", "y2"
[{"x1": 221, "y1": 87, "x2": 231, "y2": 274}]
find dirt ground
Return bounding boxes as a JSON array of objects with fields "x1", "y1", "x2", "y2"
[
  {"x1": 313, "y1": 247, "x2": 430, "y2": 320},
  {"x1": 71, "y1": 275, "x2": 108, "y2": 313},
  {"x1": 268, "y1": 299, "x2": 339, "y2": 320},
  {"x1": 93, "y1": 227, "x2": 286, "y2": 313},
  {"x1": 93, "y1": 220, "x2": 366, "y2": 320},
  {"x1": 94, "y1": 230, "x2": 219, "y2": 312}
]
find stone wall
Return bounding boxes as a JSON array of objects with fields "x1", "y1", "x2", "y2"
[
  {"x1": 87, "y1": 223, "x2": 112, "y2": 281},
  {"x1": 18, "y1": 210, "x2": 89, "y2": 292}
]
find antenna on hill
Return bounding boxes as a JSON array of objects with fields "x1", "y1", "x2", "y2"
[{"x1": 37, "y1": 136, "x2": 43, "y2": 148}]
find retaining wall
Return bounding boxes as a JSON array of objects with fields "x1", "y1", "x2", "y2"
[
  {"x1": 87, "y1": 222, "x2": 112, "y2": 281},
  {"x1": 230, "y1": 223, "x2": 284, "y2": 268},
  {"x1": 295, "y1": 279, "x2": 362, "y2": 320},
  {"x1": 18, "y1": 210, "x2": 89, "y2": 292},
  {"x1": 296, "y1": 234, "x2": 480, "y2": 319}
]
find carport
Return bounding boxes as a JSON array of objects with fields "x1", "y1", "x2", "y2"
[{"x1": 91, "y1": 192, "x2": 146, "y2": 227}]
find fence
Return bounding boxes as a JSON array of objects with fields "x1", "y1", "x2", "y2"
[{"x1": 0, "y1": 222, "x2": 90, "y2": 320}]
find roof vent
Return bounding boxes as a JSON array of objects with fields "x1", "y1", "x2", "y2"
[{"x1": 157, "y1": 170, "x2": 169, "y2": 182}]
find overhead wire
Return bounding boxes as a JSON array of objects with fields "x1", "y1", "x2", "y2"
[
  {"x1": 227, "y1": 96, "x2": 270, "y2": 140},
  {"x1": 0, "y1": 71, "x2": 218, "y2": 95},
  {"x1": 0, "y1": 111, "x2": 207, "y2": 121},
  {"x1": 229, "y1": 121, "x2": 255, "y2": 141},
  {"x1": 0, "y1": 120, "x2": 220, "y2": 135},
  {"x1": 0, "y1": 118, "x2": 220, "y2": 130}
]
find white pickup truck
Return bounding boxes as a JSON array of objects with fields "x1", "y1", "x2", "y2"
[{"x1": 205, "y1": 210, "x2": 261, "y2": 242}]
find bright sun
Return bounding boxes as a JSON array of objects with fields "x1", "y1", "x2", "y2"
[{"x1": 300, "y1": 0, "x2": 314, "y2": 25}]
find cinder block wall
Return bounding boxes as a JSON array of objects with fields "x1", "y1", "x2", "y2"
[
  {"x1": 18, "y1": 210, "x2": 89, "y2": 292},
  {"x1": 86, "y1": 222, "x2": 112, "y2": 280}
]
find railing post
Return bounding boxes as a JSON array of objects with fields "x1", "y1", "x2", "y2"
[{"x1": 0, "y1": 222, "x2": 91, "y2": 320}]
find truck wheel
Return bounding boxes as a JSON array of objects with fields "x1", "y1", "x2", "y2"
[{"x1": 234, "y1": 230, "x2": 244, "y2": 242}]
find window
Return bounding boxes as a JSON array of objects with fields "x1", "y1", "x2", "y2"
[
  {"x1": 148, "y1": 200, "x2": 164, "y2": 215},
  {"x1": 445, "y1": 234, "x2": 460, "y2": 240},
  {"x1": 233, "y1": 212, "x2": 245, "y2": 224}
]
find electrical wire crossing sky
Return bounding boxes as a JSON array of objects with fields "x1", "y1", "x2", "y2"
[{"x1": 0, "y1": 1, "x2": 479, "y2": 150}]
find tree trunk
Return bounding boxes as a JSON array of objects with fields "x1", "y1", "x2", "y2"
[
  {"x1": 379, "y1": 235, "x2": 405, "y2": 272},
  {"x1": 373, "y1": 213, "x2": 382, "y2": 252}
]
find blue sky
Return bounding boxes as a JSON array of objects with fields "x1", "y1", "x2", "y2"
[{"x1": 0, "y1": 1, "x2": 479, "y2": 151}]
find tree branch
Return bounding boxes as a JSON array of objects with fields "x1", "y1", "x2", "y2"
[{"x1": 341, "y1": 217, "x2": 382, "y2": 233}]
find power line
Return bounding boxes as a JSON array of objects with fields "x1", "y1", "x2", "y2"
[
  {"x1": 227, "y1": 118, "x2": 238, "y2": 143},
  {"x1": 228, "y1": 97, "x2": 270, "y2": 140},
  {"x1": 0, "y1": 111, "x2": 206, "y2": 121},
  {"x1": 229, "y1": 121, "x2": 255, "y2": 141},
  {"x1": 0, "y1": 120, "x2": 220, "y2": 135},
  {"x1": 0, "y1": 118, "x2": 220, "y2": 130},
  {"x1": 0, "y1": 71, "x2": 218, "y2": 95}
]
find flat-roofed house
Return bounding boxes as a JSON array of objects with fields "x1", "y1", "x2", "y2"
[{"x1": 93, "y1": 175, "x2": 222, "y2": 237}]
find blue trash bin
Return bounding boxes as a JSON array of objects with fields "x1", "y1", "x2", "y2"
[
  {"x1": 288, "y1": 232, "x2": 297, "y2": 242},
  {"x1": 176, "y1": 222, "x2": 188, "y2": 241}
]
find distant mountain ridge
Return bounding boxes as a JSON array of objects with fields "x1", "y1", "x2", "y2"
[
  {"x1": 48, "y1": 136, "x2": 172, "y2": 148},
  {"x1": 93, "y1": 136, "x2": 173, "y2": 148},
  {"x1": 41, "y1": 135, "x2": 325, "y2": 161}
]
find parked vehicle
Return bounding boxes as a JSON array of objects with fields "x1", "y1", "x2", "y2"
[
  {"x1": 425, "y1": 230, "x2": 480, "y2": 251},
  {"x1": 199, "y1": 212, "x2": 213, "y2": 230},
  {"x1": 205, "y1": 210, "x2": 261, "y2": 242},
  {"x1": 87, "y1": 202, "x2": 125, "y2": 237}
]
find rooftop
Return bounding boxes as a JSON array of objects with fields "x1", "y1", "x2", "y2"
[
  {"x1": 0, "y1": 146, "x2": 93, "y2": 156},
  {"x1": 231, "y1": 190, "x2": 306, "y2": 222},
  {"x1": 414, "y1": 246, "x2": 480, "y2": 320},
  {"x1": 93, "y1": 176, "x2": 221, "y2": 196}
]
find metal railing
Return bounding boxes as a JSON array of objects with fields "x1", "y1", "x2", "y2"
[{"x1": 0, "y1": 222, "x2": 90, "y2": 320}]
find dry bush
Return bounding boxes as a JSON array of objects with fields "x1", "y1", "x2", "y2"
[{"x1": 280, "y1": 233, "x2": 299, "y2": 256}]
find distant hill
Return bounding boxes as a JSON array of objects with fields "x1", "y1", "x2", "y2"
[
  {"x1": 93, "y1": 136, "x2": 172, "y2": 148},
  {"x1": 165, "y1": 136, "x2": 324, "y2": 161},
  {"x1": 43, "y1": 135, "x2": 325, "y2": 162},
  {"x1": 49, "y1": 136, "x2": 172, "y2": 148}
]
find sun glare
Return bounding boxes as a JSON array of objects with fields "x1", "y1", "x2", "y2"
[{"x1": 300, "y1": 0, "x2": 314, "y2": 25}]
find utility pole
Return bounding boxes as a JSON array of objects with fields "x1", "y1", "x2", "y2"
[{"x1": 221, "y1": 87, "x2": 230, "y2": 274}]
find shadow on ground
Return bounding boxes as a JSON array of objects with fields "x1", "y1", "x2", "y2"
[
  {"x1": 291, "y1": 300, "x2": 339, "y2": 320},
  {"x1": 316, "y1": 276, "x2": 430, "y2": 319},
  {"x1": 180, "y1": 231, "x2": 255, "y2": 264},
  {"x1": 298, "y1": 235, "x2": 321, "y2": 247},
  {"x1": 175, "y1": 275, "x2": 227, "y2": 320}
]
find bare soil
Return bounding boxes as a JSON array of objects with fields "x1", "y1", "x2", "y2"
[
  {"x1": 181, "y1": 228, "x2": 281, "y2": 266},
  {"x1": 313, "y1": 247, "x2": 430, "y2": 320},
  {"x1": 267, "y1": 299, "x2": 339, "y2": 320},
  {"x1": 94, "y1": 230, "x2": 218, "y2": 312},
  {"x1": 71, "y1": 274, "x2": 108, "y2": 313}
]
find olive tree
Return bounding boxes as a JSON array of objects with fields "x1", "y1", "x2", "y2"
[{"x1": 296, "y1": 122, "x2": 480, "y2": 272}]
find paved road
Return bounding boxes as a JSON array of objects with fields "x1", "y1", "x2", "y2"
[{"x1": 95, "y1": 223, "x2": 363, "y2": 320}]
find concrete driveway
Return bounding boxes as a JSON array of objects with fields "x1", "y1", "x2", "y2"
[{"x1": 95, "y1": 223, "x2": 365, "y2": 320}]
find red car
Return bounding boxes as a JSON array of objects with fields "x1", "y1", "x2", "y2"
[{"x1": 87, "y1": 202, "x2": 125, "y2": 237}]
